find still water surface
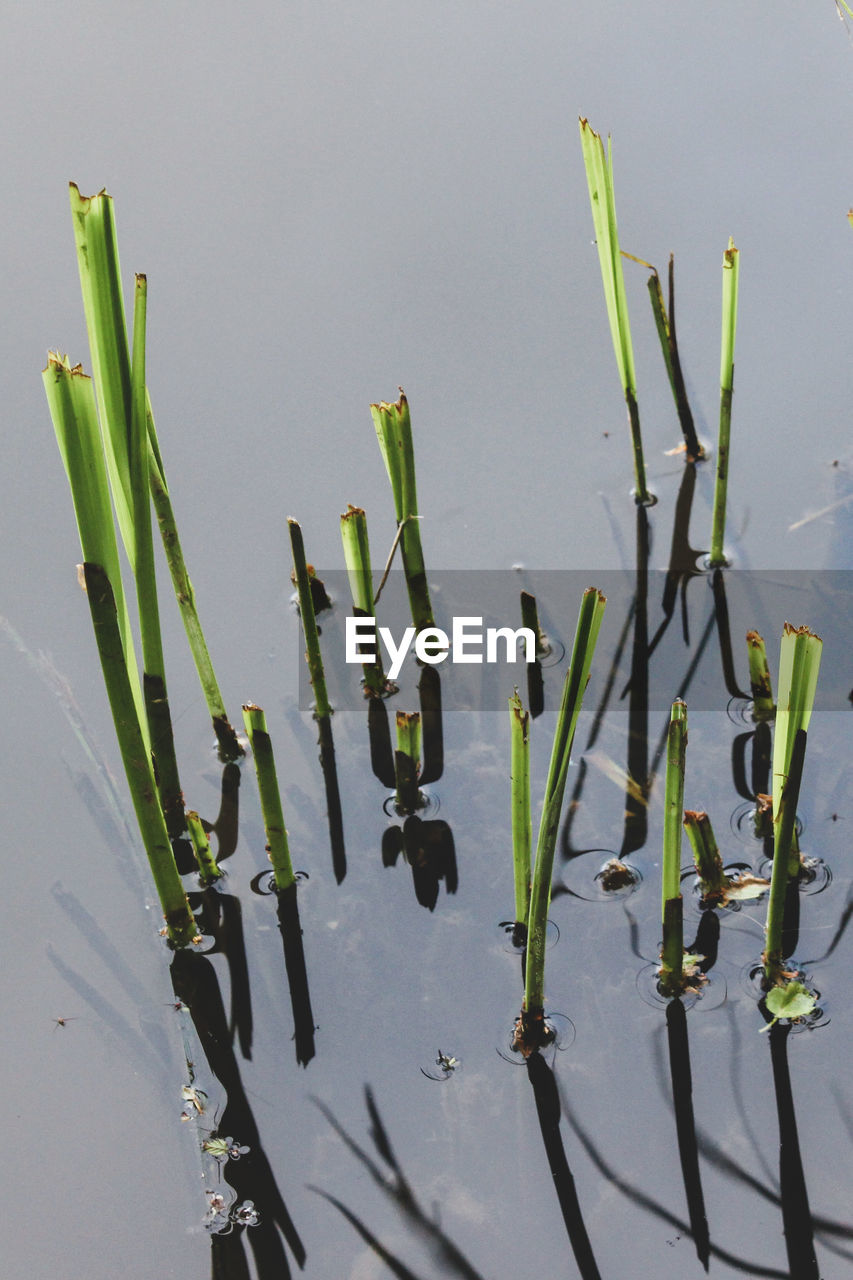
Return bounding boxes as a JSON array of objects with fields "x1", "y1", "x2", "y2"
[{"x1": 2, "y1": 2, "x2": 852, "y2": 1277}]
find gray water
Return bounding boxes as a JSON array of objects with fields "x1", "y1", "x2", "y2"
[{"x1": 2, "y1": 3, "x2": 852, "y2": 1277}]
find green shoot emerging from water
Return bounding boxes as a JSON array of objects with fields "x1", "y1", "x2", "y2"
[
  {"x1": 289, "y1": 518, "x2": 331, "y2": 720},
  {"x1": 709, "y1": 237, "x2": 739, "y2": 567},
  {"x1": 684, "y1": 809, "x2": 768, "y2": 907},
  {"x1": 395, "y1": 710, "x2": 422, "y2": 814},
  {"x1": 659, "y1": 700, "x2": 688, "y2": 997},
  {"x1": 763, "y1": 624, "x2": 822, "y2": 986},
  {"x1": 340, "y1": 505, "x2": 392, "y2": 697},
  {"x1": 516, "y1": 587, "x2": 606, "y2": 1053},
  {"x1": 509, "y1": 689, "x2": 531, "y2": 942},
  {"x1": 747, "y1": 630, "x2": 774, "y2": 722},
  {"x1": 578, "y1": 118, "x2": 652, "y2": 505},
  {"x1": 242, "y1": 703, "x2": 295, "y2": 892},
  {"x1": 646, "y1": 255, "x2": 703, "y2": 461},
  {"x1": 370, "y1": 391, "x2": 434, "y2": 631}
]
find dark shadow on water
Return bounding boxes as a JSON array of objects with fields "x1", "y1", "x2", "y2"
[
  {"x1": 316, "y1": 712, "x2": 346, "y2": 884},
  {"x1": 525, "y1": 1052, "x2": 602, "y2": 1280},
  {"x1": 646, "y1": 458, "x2": 704, "y2": 658},
  {"x1": 622, "y1": 503, "x2": 650, "y2": 859},
  {"x1": 192, "y1": 886, "x2": 254, "y2": 1061},
  {"x1": 207, "y1": 761, "x2": 242, "y2": 865},
  {"x1": 170, "y1": 949, "x2": 306, "y2": 1279},
  {"x1": 311, "y1": 1086, "x2": 486, "y2": 1280},
  {"x1": 382, "y1": 813, "x2": 457, "y2": 911},
  {"x1": 711, "y1": 569, "x2": 750, "y2": 701},
  {"x1": 416, "y1": 665, "x2": 443, "y2": 785},
  {"x1": 767, "y1": 1021, "x2": 820, "y2": 1279},
  {"x1": 275, "y1": 881, "x2": 316, "y2": 1066},
  {"x1": 557, "y1": 1080, "x2": 790, "y2": 1277},
  {"x1": 368, "y1": 698, "x2": 396, "y2": 789},
  {"x1": 665, "y1": 997, "x2": 710, "y2": 1271}
]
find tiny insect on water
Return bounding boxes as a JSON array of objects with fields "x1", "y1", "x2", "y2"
[
  {"x1": 420, "y1": 1049, "x2": 461, "y2": 1081},
  {"x1": 52, "y1": 1016, "x2": 78, "y2": 1030}
]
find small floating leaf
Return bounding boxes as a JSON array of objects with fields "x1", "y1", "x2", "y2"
[
  {"x1": 724, "y1": 874, "x2": 770, "y2": 902},
  {"x1": 760, "y1": 980, "x2": 817, "y2": 1031}
]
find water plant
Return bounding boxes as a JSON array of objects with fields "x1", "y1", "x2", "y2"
[
  {"x1": 515, "y1": 587, "x2": 606, "y2": 1053},
  {"x1": 241, "y1": 703, "x2": 295, "y2": 893},
  {"x1": 370, "y1": 392, "x2": 434, "y2": 631},
  {"x1": 578, "y1": 118, "x2": 653, "y2": 505},
  {"x1": 68, "y1": 184, "x2": 241, "y2": 763},
  {"x1": 646, "y1": 254, "x2": 704, "y2": 461},
  {"x1": 187, "y1": 810, "x2": 222, "y2": 886},
  {"x1": 659, "y1": 700, "x2": 688, "y2": 997},
  {"x1": 288, "y1": 518, "x2": 331, "y2": 719},
  {"x1": 746, "y1": 629, "x2": 774, "y2": 721},
  {"x1": 763, "y1": 624, "x2": 822, "y2": 987},
  {"x1": 708, "y1": 237, "x2": 740, "y2": 567},
  {"x1": 508, "y1": 689, "x2": 531, "y2": 944},
  {"x1": 683, "y1": 809, "x2": 768, "y2": 907},
  {"x1": 340, "y1": 505, "x2": 392, "y2": 696},
  {"x1": 44, "y1": 355, "x2": 197, "y2": 944},
  {"x1": 83, "y1": 563, "x2": 198, "y2": 945},
  {"x1": 520, "y1": 590, "x2": 547, "y2": 717},
  {"x1": 394, "y1": 710, "x2": 422, "y2": 813}
]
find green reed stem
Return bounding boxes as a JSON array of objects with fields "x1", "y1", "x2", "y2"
[
  {"x1": 340, "y1": 505, "x2": 388, "y2": 696},
  {"x1": 709, "y1": 238, "x2": 739, "y2": 567},
  {"x1": 242, "y1": 703, "x2": 295, "y2": 892},
  {"x1": 509, "y1": 689, "x2": 532, "y2": 935},
  {"x1": 520, "y1": 591, "x2": 549, "y2": 658},
  {"x1": 370, "y1": 392, "x2": 434, "y2": 630},
  {"x1": 764, "y1": 625, "x2": 822, "y2": 985},
  {"x1": 43, "y1": 353, "x2": 146, "y2": 736},
  {"x1": 187, "y1": 810, "x2": 222, "y2": 885},
  {"x1": 288, "y1": 518, "x2": 331, "y2": 719},
  {"x1": 524, "y1": 588, "x2": 606, "y2": 1016},
  {"x1": 660, "y1": 700, "x2": 687, "y2": 996},
  {"x1": 395, "y1": 711, "x2": 422, "y2": 812},
  {"x1": 578, "y1": 118, "x2": 652, "y2": 505},
  {"x1": 746, "y1": 630, "x2": 774, "y2": 722},
  {"x1": 130, "y1": 276, "x2": 185, "y2": 833},
  {"x1": 144, "y1": 401, "x2": 241, "y2": 760},
  {"x1": 69, "y1": 184, "x2": 239, "y2": 762},
  {"x1": 646, "y1": 255, "x2": 703, "y2": 461},
  {"x1": 82, "y1": 563, "x2": 197, "y2": 945},
  {"x1": 683, "y1": 809, "x2": 726, "y2": 898}
]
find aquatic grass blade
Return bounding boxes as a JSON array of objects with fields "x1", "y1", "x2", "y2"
[
  {"x1": 340, "y1": 505, "x2": 389, "y2": 696},
  {"x1": 82, "y1": 562, "x2": 197, "y2": 945},
  {"x1": 187, "y1": 809, "x2": 222, "y2": 884},
  {"x1": 129, "y1": 276, "x2": 185, "y2": 832},
  {"x1": 659, "y1": 700, "x2": 687, "y2": 996},
  {"x1": 683, "y1": 809, "x2": 724, "y2": 896},
  {"x1": 746, "y1": 630, "x2": 774, "y2": 722},
  {"x1": 289, "y1": 518, "x2": 331, "y2": 719},
  {"x1": 69, "y1": 183, "x2": 135, "y2": 555},
  {"x1": 578, "y1": 118, "x2": 651, "y2": 504},
  {"x1": 43, "y1": 353, "x2": 146, "y2": 737},
  {"x1": 646, "y1": 256, "x2": 703, "y2": 461},
  {"x1": 709, "y1": 238, "x2": 739, "y2": 566},
  {"x1": 394, "y1": 710, "x2": 421, "y2": 813},
  {"x1": 764, "y1": 625, "x2": 822, "y2": 985},
  {"x1": 70, "y1": 184, "x2": 240, "y2": 760},
  {"x1": 144, "y1": 397, "x2": 241, "y2": 759},
  {"x1": 370, "y1": 392, "x2": 434, "y2": 630},
  {"x1": 242, "y1": 704, "x2": 295, "y2": 892},
  {"x1": 524, "y1": 588, "x2": 606, "y2": 1020},
  {"x1": 509, "y1": 689, "x2": 531, "y2": 937}
]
